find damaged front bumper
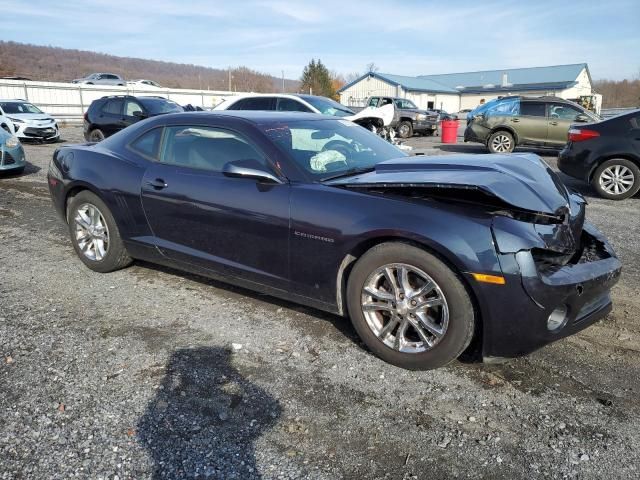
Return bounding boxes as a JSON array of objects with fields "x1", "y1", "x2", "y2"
[{"x1": 479, "y1": 211, "x2": 621, "y2": 359}]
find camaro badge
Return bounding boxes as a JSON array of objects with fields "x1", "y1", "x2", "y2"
[{"x1": 294, "y1": 230, "x2": 335, "y2": 243}]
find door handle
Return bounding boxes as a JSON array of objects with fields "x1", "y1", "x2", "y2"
[
  {"x1": 549, "y1": 121, "x2": 558, "y2": 126},
  {"x1": 511, "y1": 118, "x2": 520, "y2": 122},
  {"x1": 146, "y1": 178, "x2": 167, "y2": 189}
]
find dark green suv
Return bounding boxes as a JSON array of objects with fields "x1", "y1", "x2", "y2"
[{"x1": 463, "y1": 96, "x2": 599, "y2": 153}]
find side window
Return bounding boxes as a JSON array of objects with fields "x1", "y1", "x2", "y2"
[
  {"x1": 380, "y1": 98, "x2": 393, "y2": 106},
  {"x1": 229, "y1": 97, "x2": 275, "y2": 110},
  {"x1": 368, "y1": 97, "x2": 379, "y2": 107},
  {"x1": 101, "y1": 99, "x2": 123, "y2": 115},
  {"x1": 549, "y1": 104, "x2": 582, "y2": 121},
  {"x1": 160, "y1": 126, "x2": 269, "y2": 173},
  {"x1": 129, "y1": 128, "x2": 162, "y2": 159},
  {"x1": 276, "y1": 98, "x2": 311, "y2": 112},
  {"x1": 487, "y1": 98, "x2": 520, "y2": 116},
  {"x1": 520, "y1": 102, "x2": 546, "y2": 117},
  {"x1": 125, "y1": 100, "x2": 143, "y2": 117}
]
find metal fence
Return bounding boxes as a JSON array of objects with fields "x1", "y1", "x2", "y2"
[
  {"x1": 0, "y1": 79, "x2": 246, "y2": 124},
  {"x1": 600, "y1": 107, "x2": 638, "y2": 119}
]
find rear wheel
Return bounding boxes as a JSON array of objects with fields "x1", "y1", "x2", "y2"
[
  {"x1": 487, "y1": 130, "x2": 515, "y2": 153},
  {"x1": 346, "y1": 243, "x2": 475, "y2": 370},
  {"x1": 396, "y1": 121, "x2": 413, "y2": 139},
  {"x1": 89, "y1": 129, "x2": 105, "y2": 142},
  {"x1": 67, "y1": 191, "x2": 132, "y2": 273},
  {"x1": 592, "y1": 159, "x2": 640, "y2": 200}
]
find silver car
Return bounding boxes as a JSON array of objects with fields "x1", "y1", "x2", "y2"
[{"x1": 72, "y1": 73, "x2": 125, "y2": 86}]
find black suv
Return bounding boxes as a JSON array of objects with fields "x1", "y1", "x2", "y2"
[
  {"x1": 83, "y1": 95, "x2": 183, "y2": 141},
  {"x1": 464, "y1": 96, "x2": 599, "y2": 153}
]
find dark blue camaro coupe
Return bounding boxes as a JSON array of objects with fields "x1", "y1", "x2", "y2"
[{"x1": 48, "y1": 112, "x2": 621, "y2": 369}]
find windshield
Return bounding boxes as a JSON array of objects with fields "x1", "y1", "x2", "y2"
[
  {"x1": 300, "y1": 96, "x2": 354, "y2": 117},
  {"x1": 0, "y1": 102, "x2": 43, "y2": 114},
  {"x1": 138, "y1": 98, "x2": 183, "y2": 115},
  {"x1": 469, "y1": 98, "x2": 501, "y2": 117},
  {"x1": 261, "y1": 119, "x2": 407, "y2": 181}
]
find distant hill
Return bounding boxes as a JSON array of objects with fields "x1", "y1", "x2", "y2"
[{"x1": 0, "y1": 41, "x2": 300, "y2": 92}]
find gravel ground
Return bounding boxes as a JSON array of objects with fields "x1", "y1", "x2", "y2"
[{"x1": 1, "y1": 127, "x2": 639, "y2": 479}]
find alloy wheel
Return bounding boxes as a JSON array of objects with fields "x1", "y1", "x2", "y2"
[
  {"x1": 398, "y1": 124, "x2": 410, "y2": 137},
  {"x1": 73, "y1": 203, "x2": 110, "y2": 261},
  {"x1": 491, "y1": 134, "x2": 512, "y2": 152},
  {"x1": 361, "y1": 263, "x2": 449, "y2": 353},
  {"x1": 599, "y1": 165, "x2": 635, "y2": 196}
]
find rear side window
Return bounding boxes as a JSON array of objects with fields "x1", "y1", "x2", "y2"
[
  {"x1": 229, "y1": 97, "x2": 275, "y2": 111},
  {"x1": 368, "y1": 97, "x2": 379, "y2": 107},
  {"x1": 487, "y1": 98, "x2": 520, "y2": 116},
  {"x1": 276, "y1": 98, "x2": 311, "y2": 112},
  {"x1": 101, "y1": 99, "x2": 123, "y2": 115},
  {"x1": 159, "y1": 126, "x2": 269, "y2": 173},
  {"x1": 129, "y1": 128, "x2": 162, "y2": 158},
  {"x1": 520, "y1": 102, "x2": 546, "y2": 117}
]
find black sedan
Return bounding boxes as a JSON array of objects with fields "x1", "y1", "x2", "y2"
[
  {"x1": 48, "y1": 111, "x2": 621, "y2": 370},
  {"x1": 558, "y1": 109, "x2": 640, "y2": 199}
]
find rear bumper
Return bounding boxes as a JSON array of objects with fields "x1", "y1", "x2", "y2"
[
  {"x1": 479, "y1": 223, "x2": 621, "y2": 358},
  {"x1": 557, "y1": 144, "x2": 594, "y2": 182},
  {"x1": 463, "y1": 123, "x2": 488, "y2": 144}
]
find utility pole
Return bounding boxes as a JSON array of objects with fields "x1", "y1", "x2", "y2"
[
  {"x1": 228, "y1": 68, "x2": 232, "y2": 92},
  {"x1": 282, "y1": 70, "x2": 285, "y2": 93}
]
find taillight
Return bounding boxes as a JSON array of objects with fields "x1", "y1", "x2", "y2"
[
  {"x1": 83, "y1": 112, "x2": 88, "y2": 122},
  {"x1": 568, "y1": 128, "x2": 600, "y2": 142}
]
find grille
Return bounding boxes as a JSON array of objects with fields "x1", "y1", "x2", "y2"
[{"x1": 532, "y1": 231, "x2": 611, "y2": 275}]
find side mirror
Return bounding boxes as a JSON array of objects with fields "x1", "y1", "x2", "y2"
[
  {"x1": 222, "y1": 159, "x2": 283, "y2": 184},
  {"x1": 132, "y1": 110, "x2": 146, "y2": 118},
  {"x1": 575, "y1": 114, "x2": 590, "y2": 123}
]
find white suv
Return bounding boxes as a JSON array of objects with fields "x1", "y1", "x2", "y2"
[{"x1": 0, "y1": 100, "x2": 59, "y2": 142}]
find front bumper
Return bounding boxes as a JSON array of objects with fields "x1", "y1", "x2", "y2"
[
  {"x1": 14, "y1": 122, "x2": 59, "y2": 141},
  {"x1": 477, "y1": 223, "x2": 621, "y2": 359},
  {"x1": 412, "y1": 120, "x2": 438, "y2": 132},
  {"x1": 0, "y1": 143, "x2": 26, "y2": 171}
]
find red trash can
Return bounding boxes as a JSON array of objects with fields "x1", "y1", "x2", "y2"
[{"x1": 440, "y1": 119, "x2": 459, "y2": 144}]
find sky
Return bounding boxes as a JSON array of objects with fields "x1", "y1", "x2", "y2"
[{"x1": 4, "y1": 0, "x2": 639, "y2": 81}]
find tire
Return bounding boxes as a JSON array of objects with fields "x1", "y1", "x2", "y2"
[
  {"x1": 396, "y1": 121, "x2": 413, "y2": 139},
  {"x1": 487, "y1": 130, "x2": 515, "y2": 153},
  {"x1": 592, "y1": 159, "x2": 640, "y2": 200},
  {"x1": 89, "y1": 129, "x2": 105, "y2": 142},
  {"x1": 67, "y1": 190, "x2": 132, "y2": 273},
  {"x1": 346, "y1": 242, "x2": 475, "y2": 370}
]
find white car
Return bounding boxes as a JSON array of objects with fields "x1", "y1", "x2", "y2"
[
  {"x1": 127, "y1": 79, "x2": 163, "y2": 89},
  {"x1": 0, "y1": 100, "x2": 59, "y2": 142},
  {"x1": 214, "y1": 93, "x2": 356, "y2": 117}
]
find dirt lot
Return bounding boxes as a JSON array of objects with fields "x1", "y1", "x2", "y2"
[{"x1": 1, "y1": 127, "x2": 639, "y2": 479}]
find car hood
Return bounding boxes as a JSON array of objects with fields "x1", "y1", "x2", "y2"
[
  {"x1": 6, "y1": 113, "x2": 55, "y2": 122},
  {"x1": 326, "y1": 153, "x2": 570, "y2": 215}
]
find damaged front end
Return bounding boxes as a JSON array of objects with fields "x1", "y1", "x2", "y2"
[{"x1": 329, "y1": 153, "x2": 622, "y2": 358}]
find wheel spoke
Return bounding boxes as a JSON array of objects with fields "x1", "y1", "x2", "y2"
[
  {"x1": 394, "y1": 319, "x2": 409, "y2": 350},
  {"x1": 409, "y1": 279, "x2": 435, "y2": 299},
  {"x1": 416, "y1": 311, "x2": 445, "y2": 338},
  {"x1": 408, "y1": 317, "x2": 434, "y2": 347},
  {"x1": 414, "y1": 297, "x2": 443, "y2": 310},
  {"x1": 383, "y1": 267, "x2": 400, "y2": 299},
  {"x1": 364, "y1": 285, "x2": 394, "y2": 302},
  {"x1": 378, "y1": 317, "x2": 399, "y2": 339},
  {"x1": 362, "y1": 301, "x2": 393, "y2": 312},
  {"x1": 399, "y1": 266, "x2": 412, "y2": 295}
]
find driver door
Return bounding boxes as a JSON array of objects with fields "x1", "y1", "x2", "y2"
[{"x1": 140, "y1": 124, "x2": 291, "y2": 289}]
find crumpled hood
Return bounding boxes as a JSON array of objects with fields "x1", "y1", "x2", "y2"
[{"x1": 327, "y1": 153, "x2": 570, "y2": 215}]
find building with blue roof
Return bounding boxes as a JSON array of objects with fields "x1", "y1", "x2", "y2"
[{"x1": 338, "y1": 64, "x2": 595, "y2": 113}]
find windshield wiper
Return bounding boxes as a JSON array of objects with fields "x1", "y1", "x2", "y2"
[{"x1": 321, "y1": 166, "x2": 376, "y2": 182}]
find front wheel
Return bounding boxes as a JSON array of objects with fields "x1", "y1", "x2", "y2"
[
  {"x1": 346, "y1": 243, "x2": 475, "y2": 370},
  {"x1": 487, "y1": 130, "x2": 515, "y2": 153},
  {"x1": 592, "y1": 159, "x2": 640, "y2": 200},
  {"x1": 396, "y1": 121, "x2": 413, "y2": 139},
  {"x1": 89, "y1": 129, "x2": 105, "y2": 142},
  {"x1": 67, "y1": 191, "x2": 132, "y2": 273}
]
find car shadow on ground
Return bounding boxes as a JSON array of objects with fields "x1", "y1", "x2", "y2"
[
  {"x1": 137, "y1": 346, "x2": 282, "y2": 479},
  {"x1": 432, "y1": 143, "x2": 561, "y2": 157},
  {"x1": 136, "y1": 261, "x2": 362, "y2": 346}
]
